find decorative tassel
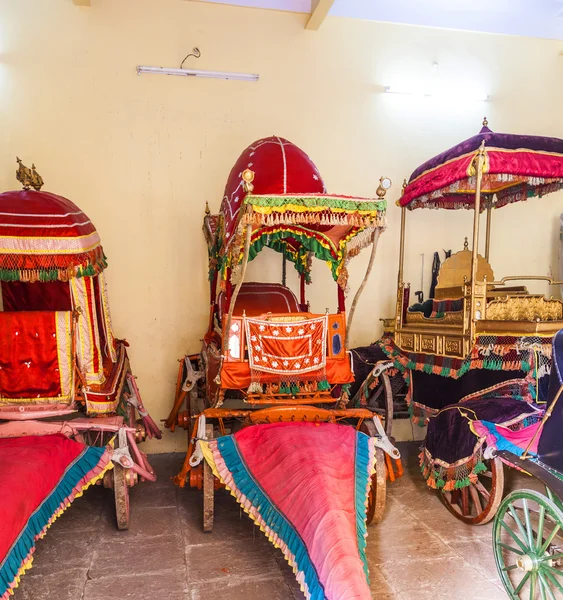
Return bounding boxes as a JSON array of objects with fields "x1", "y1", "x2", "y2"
[{"x1": 247, "y1": 382, "x2": 262, "y2": 394}]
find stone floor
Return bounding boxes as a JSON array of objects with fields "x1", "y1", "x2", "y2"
[{"x1": 14, "y1": 442, "x2": 529, "y2": 600}]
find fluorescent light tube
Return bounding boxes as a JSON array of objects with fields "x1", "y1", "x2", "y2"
[
  {"x1": 384, "y1": 85, "x2": 488, "y2": 102},
  {"x1": 137, "y1": 65, "x2": 259, "y2": 82}
]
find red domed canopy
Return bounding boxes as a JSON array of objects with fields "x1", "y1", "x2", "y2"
[
  {"x1": 206, "y1": 136, "x2": 387, "y2": 288},
  {"x1": 0, "y1": 189, "x2": 106, "y2": 282}
]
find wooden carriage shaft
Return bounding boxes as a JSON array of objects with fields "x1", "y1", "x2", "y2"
[
  {"x1": 346, "y1": 229, "x2": 381, "y2": 347},
  {"x1": 221, "y1": 223, "x2": 253, "y2": 368},
  {"x1": 198, "y1": 407, "x2": 377, "y2": 420}
]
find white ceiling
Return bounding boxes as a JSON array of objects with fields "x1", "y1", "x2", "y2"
[{"x1": 198, "y1": 0, "x2": 563, "y2": 40}]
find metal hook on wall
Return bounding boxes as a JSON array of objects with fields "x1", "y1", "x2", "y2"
[{"x1": 180, "y1": 47, "x2": 201, "y2": 69}]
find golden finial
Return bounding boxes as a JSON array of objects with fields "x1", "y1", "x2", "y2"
[
  {"x1": 402, "y1": 178, "x2": 408, "y2": 191},
  {"x1": 482, "y1": 116, "x2": 488, "y2": 127},
  {"x1": 463, "y1": 237, "x2": 469, "y2": 250},
  {"x1": 16, "y1": 157, "x2": 43, "y2": 191},
  {"x1": 30, "y1": 164, "x2": 44, "y2": 191},
  {"x1": 376, "y1": 176, "x2": 392, "y2": 199},
  {"x1": 242, "y1": 169, "x2": 255, "y2": 193},
  {"x1": 205, "y1": 201, "x2": 210, "y2": 216}
]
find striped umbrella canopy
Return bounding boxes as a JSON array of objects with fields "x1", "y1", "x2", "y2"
[
  {"x1": 0, "y1": 189, "x2": 106, "y2": 282},
  {"x1": 400, "y1": 120, "x2": 563, "y2": 211}
]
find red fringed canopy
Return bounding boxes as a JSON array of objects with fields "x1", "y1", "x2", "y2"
[
  {"x1": 205, "y1": 136, "x2": 387, "y2": 287},
  {"x1": 0, "y1": 189, "x2": 106, "y2": 282},
  {"x1": 400, "y1": 123, "x2": 563, "y2": 211}
]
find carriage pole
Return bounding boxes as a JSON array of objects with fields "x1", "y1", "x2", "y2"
[
  {"x1": 345, "y1": 178, "x2": 389, "y2": 346},
  {"x1": 222, "y1": 222, "x2": 253, "y2": 362},
  {"x1": 397, "y1": 205, "x2": 406, "y2": 286},
  {"x1": 469, "y1": 141, "x2": 486, "y2": 340},
  {"x1": 345, "y1": 228, "x2": 381, "y2": 348}
]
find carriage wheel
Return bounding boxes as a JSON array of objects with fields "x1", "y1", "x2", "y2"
[
  {"x1": 439, "y1": 456, "x2": 504, "y2": 525},
  {"x1": 113, "y1": 464, "x2": 130, "y2": 530},
  {"x1": 361, "y1": 420, "x2": 387, "y2": 525},
  {"x1": 493, "y1": 489, "x2": 563, "y2": 599},
  {"x1": 202, "y1": 424, "x2": 215, "y2": 533}
]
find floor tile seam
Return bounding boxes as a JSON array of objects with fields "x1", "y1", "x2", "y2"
[
  {"x1": 83, "y1": 567, "x2": 185, "y2": 582},
  {"x1": 189, "y1": 573, "x2": 288, "y2": 586}
]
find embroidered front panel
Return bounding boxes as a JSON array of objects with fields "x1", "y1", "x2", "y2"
[{"x1": 245, "y1": 315, "x2": 327, "y2": 381}]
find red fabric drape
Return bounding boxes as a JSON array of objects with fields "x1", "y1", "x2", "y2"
[
  {"x1": 2, "y1": 281, "x2": 71, "y2": 312},
  {"x1": 337, "y1": 286, "x2": 346, "y2": 313},
  {"x1": 0, "y1": 435, "x2": 84, "y2": 560},
  {"x1": 0, "y1": 311, "x2": 65, "y2": 398}
]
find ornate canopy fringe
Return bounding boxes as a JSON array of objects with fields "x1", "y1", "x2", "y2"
[
  {"x1": 0, "y1": 189, "x2": 107, "y2": 282},
  {"x1": 205, "y1": 136, "x2": 387, "y2": 289},
  {"x1": 400, "y1": 124, "x2": 563, "y2": 211}
]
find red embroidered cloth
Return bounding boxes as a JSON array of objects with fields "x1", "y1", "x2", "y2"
[
  {"x1": 245, "y1": 316, "x2": 327, "y2": 380},
  {"x1": 0, "y1": 311, "x2": 73, "y2": 402}
]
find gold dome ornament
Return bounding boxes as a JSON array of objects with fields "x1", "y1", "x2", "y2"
[
  {"x1": 16, "y1": 158, "x2": 44, "y2": 191},
  {"x1": 376, "y1": 176, "x2": 392, "y2": 199},
  {"x1": 242, "y1": 168, "x2": 255, "y2": 193},
  {"x1": 483, "y1": 116, "x2": 489, "y2": 127}
]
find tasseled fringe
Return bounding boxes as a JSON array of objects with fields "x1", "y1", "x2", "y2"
[
  {"x1": 241, "y1": 211, "x2": 386, "y2": 230},
  {"x1": 247, "y1": 382, "x2": 263, "y2": 394},
  {"x1": 407, "y1": 176, "x2": 563, "y2": 212},
  {"x1": 355, "y1": 433, "x2": 376, "y2": 585},
  {"x1": 0, "y1": 249, "x2": 107, "y2": 283},
  {"x1": 419, "y1": 448, "x2": 487, "y2": 491}
]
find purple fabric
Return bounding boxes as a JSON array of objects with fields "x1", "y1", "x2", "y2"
[
  {"x1": 425, "y1": 397, "x2": 538, "y2": 467},
  {"x1": 409, "y1": 126, "x2": 563, "y2": 182},
  {"x1": 348, "y1": 344, "x2": 389, "y2": 399},
  {"x1": 411, "y1": 369, "x2": 527, "y2": 413}
]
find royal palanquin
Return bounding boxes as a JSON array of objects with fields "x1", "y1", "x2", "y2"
[
  {"x1": 0, "y1": 159, "x2": 160, "y2": 530},
  {"x1": 166, "y1": 136, "x2": 401, "y2": 534},
  {"x1": 379, "y1": 119, "x2": 563, "y2": 530}
]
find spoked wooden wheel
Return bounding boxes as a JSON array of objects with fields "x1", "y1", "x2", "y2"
[
  {"x1": 202, "y1": 424, "x2": 215, "y2": 533},
  {"x1": 439, "y1": 456, "x2": 504, "y2": 525},
  {"x1": 113, "y1": 464, "x2": 130, "y2": 530},
  {"x1": 493, "y1": 489, "x2": 563, "y2": 599},
  {"x1": 361, "y1": 420, "x2": 387, "y2": 525}
]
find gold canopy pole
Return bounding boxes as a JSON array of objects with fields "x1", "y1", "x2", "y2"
[
  {"x1": 469, "y1": 141, "x2": 486, "y2": 339},
  {"x1": 216, "y1": 170, "x2": 255, "y2": 392},
  {"x1": 395, "y1": 181, "x2": 408, "y2": 333},
  {"x1": 484, "y1": 206, "x2": 492, "y2": 261},
  {"x1": 397, "y1": 198, "x2": 407, "y2": 286}
]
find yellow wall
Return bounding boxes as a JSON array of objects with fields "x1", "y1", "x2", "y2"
[{"x1": 1, "y1": 0, "x2": 563, "y2": 451}]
